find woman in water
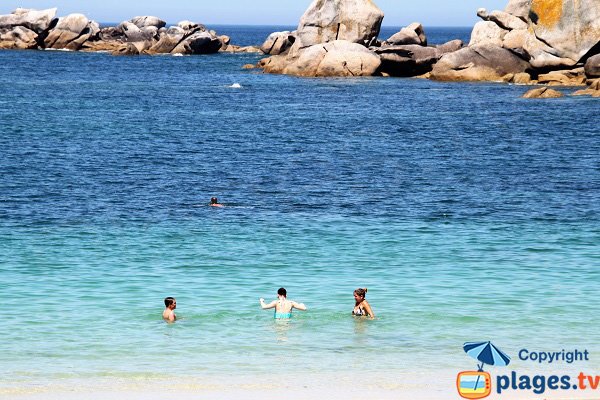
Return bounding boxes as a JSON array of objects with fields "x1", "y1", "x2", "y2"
[
  {"x1": 260, "y1": 287, "x2": 307, "y2": 319},
  {"x1": 352, "y1": 288, "x2": 375, "y2": 319}
]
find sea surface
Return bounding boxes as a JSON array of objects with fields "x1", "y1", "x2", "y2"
[{"x1": 0, "y1": 25, "x2": 599, "y2": 392}]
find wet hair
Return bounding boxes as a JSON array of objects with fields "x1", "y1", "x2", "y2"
[
  {"x1": 164, "y1": 297, "x2": 176, "y2": 307},
  {"x1": 211, "y1": 197, "x2": 218, "y2": 204},
  {"x1": 277, "y1": 287, "x2": 287, "y2": 297},
  {"x1": 354, "y1": 288, "x2": 368, "y2": 298}
]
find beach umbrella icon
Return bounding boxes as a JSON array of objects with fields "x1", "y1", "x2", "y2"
[{"x1": 463, "y1": 341, "x2": 511, "y2": 371}]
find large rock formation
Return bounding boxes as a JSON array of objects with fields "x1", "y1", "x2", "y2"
[
  {"x1": 258, "y1": 0, "x2": 385, "y2": 77},
  {"x1": 260, "y1": 40, "x2": 381, "y2": 77},
  {"x1": 0, "y1": 8, "x2": 57, "y2": 49},
  {"x1": 373, "y1": 39, "x2": 463, "y2": 77},
  {"x1": 0, "y1": 26, "x2": 38, "y2": 49},
  {"x1": 260, "y1": 31, "x2": 296, "y2": 55},
  {"x1": 0, "y1": 8, "x2": 57, "y2": 33},
  {"x1": 0, "y1": 8, "x2": 238, "y2": 55},
  {"x1": 527, "y1": 0, "x2": 600, "y2": 67},
  {"x1": 44, "y1": 14, "x2": 100, "y2": 51},
  {"x1": 293, "y1": 0, "x2": 384, "y2": 50},
  {"x1": 470, "y1": 0, "x2": 600, "y2": 69},
  {"x1": 430, "y1": 44, "x2": 531, "y2": 81},
  {"x1": 431, "y1": 0, "x2": 600, "y2": 83}
]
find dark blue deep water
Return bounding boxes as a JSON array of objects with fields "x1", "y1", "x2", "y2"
[{"x1": 0, "y1": 26, "x2": 598, "y2": 392}]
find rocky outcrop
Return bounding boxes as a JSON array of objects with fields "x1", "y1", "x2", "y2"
[
  {"x1": 0, "y1": 8, "x2": 58, "y2": 50},
  {"x1": 0, "y1": 8, "x2": 232, "y2": 55},
  {"x1": 293, "y1": 0, "x2": 384, "y2": 50},
  {"x1": 373, "y1": 39, "x2": 463, "y2": 77},
  {"x1": 0, "y1": 26, "x2": 38, "y2": 49},
  {"x1": 431, "y1": 0, "x2": 600, "y2": 84},
  {"x1": 221, "y1": 44, "x2": 261, "y2": 53},
  {"x1": 129, "y1": 16, "x2": 166, "y2": 30},
  {"x1": 469, "y1": 21, "x2": 507, "y2": 46},
  {"x1": 260, "y1": 31, "x2": 296, "y2": 55},
  {"x1": 430, "y1": 44, "x2": 531, "y2": 81},
  {"x1": 585, "y1": 54, "x2": 600, "y2": 79},
  {"x1": 258, "y1": 0, "x2": 384, "y2": 77},
  {"x1": 522, "y1": 87, "x2": 564, "y2": 98},
  {"x1": 44, "y1": 14, "x2": 100, "y2": 51},
  {"x1": 0, "y1": 8, "x2": 57, "y2": 33},
  {"x1": 528, "y1": 0, "x2": 600, "y2": 66},
  {"x1": 470, "y1": 0, "x2": 600, "y2": 70},
  {"x1": 260, "y1": 40, "x2": 381, "y2": 77},
  {"x1": 384, "y1": 22, "x2": 427, "y2": 46},
  {"x1": 172, "y1": 30, "x2": 222, "y2": 54},
  {"x1": 573, "y1": 79, "x2": 600, "y2": 97},
  {"x1": 537, "y1": 68, "x2": 586, "y2": 85}
]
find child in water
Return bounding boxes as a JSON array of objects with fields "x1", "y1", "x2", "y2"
[
  {"x1": 163, "y1": 297, "x2": 177, "y2": 322},
  {"x1": 260, "y1": 288, "x2": 307, "y2": 319}
]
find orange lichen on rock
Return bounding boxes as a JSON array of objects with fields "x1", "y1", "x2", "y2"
[{"x1": 531, "y1": 0, "x2": 564, "y2": 28}]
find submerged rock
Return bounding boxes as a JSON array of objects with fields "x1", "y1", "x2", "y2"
[{"x1": 522, "y1": 87, "x2": 564, "y2": 98}]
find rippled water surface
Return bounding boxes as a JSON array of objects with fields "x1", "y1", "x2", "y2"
[{"x1": 0, "y1": 26, "x2": 599, "y2": 384}]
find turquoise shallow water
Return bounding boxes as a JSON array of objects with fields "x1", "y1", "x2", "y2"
[{"x1": 0, "y1": 26, "x2": 599, "y2": 386}]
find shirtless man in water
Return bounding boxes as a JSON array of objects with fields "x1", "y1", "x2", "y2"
[{"x1": 260, "y1": 288, "x2": 307, "y2": 319}]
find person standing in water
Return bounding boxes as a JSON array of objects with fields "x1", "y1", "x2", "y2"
[
  {"x1": 163, "y1": 297, "x2": 177, "y2": 323},
  {"x1": 352, "y1": 288, "x2": 375, "y2": 319},
  {"x1": 260, "y1": 288, "x2": 307, "y2": 319},
  {"x1": 210, "y1": 197, "x2": 224, "y2": 207}
]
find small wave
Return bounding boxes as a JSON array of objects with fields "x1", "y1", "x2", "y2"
[
  {"x1": 229, "y1": 83, "x2": 242, "y2": 88},
  {"x1": 172, "y1": 53, "x2": 184, "y2": 57},
  {"x1": 44, "y1": 48, "x2": 73, "y2": 52}
]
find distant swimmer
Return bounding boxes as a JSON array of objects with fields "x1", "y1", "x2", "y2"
[
  {"x1": 163, "y1": 297, "x2": 177, "y2": 323},
  {"x1": 260, "y1": 287, "x2": 307, "y2": 319},
  {"x1": 210, "y1": 197, "x2": 224, "y2": 207},
  {"x1": 352, "y1": 288, "x2": 375, "y2": 319}
]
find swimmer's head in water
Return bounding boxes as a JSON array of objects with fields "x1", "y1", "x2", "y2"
[
  {"x1": 211, "y1": 197, "x2": 218, "y2": 204},
  {"x1": 164, "y1": 297, "x2": 176, "y2": 308},
  {"x1": 277, "y1": 287, "x2": 287, "y2": 297},
  {"x1": 354, "y1": 288, "x2": 367, "y2": 299}
]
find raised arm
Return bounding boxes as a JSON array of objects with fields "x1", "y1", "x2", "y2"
[
  {"x1": 260, "y1": 298, "x2": 277, "y2": 310},
  {"x1": 291, "y1": 301, "x2": 307, "y2": 311}
]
